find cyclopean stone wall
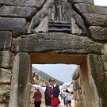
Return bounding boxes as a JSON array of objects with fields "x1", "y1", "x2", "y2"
[{"x1": 0, "y1": 0, "x2": 107, "y2": 107}]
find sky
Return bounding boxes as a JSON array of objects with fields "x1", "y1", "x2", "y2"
[
  {"x1": 32, "y1": 64, "x2": 78, "y2": 83},
  {"x1": 94, "y1": 0, "x2": 107, "y2": 6},
  {"x1": 32, "y1": 1, "x2": 107, "y2": 83}
]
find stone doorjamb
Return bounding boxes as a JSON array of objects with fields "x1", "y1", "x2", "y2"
[{"x1": 9, "y1": 52, "x2": 31, "y2": 107}]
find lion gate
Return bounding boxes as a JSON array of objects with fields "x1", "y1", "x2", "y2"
[{"x1": 0, "y1": 0, "x2": 107, "y2": 107}]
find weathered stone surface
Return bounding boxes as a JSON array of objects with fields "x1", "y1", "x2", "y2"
[
  {"x1": 0, "y1": 0, "x2": 46, "y2": 7},
  {"x1": 0, "y1": 31, "x2": 12, "y2": 50},
  {"x1": 0, "y1": 6, "x2": 36, "y2": 18},
  {"x1": 74, "y1": 3, "x2": 107, "y2": 15},
  {"x1": 0, "y1": 68, "x2": 11, "y2": 83},
  {"x1": 12, "y1": 33, "x2": 103, "y2": 54},
  {"x1": 0, "y1": 104, "x2": 8, "y2": 107},
  {"x1": 83, "y1": 13, "x2": 107, "y2": 26},
  {"x1": 9, "y1": 52, "x2": 31, "y2": 107},
  {"x1": 87, "y1": 5, "x2": 107, "y2": 15},
  {"x1": 104, "y1": 44, "x2": 107, "y2": 54},
  {"x1": 104, "y1": 62, "x2": 107, "y2": 71},
  {"x1": 0, "y1": 84, "x2": 10, "y2": 103},
  {"x1": 0, "y1": 51, "x2": 14, "y2": 68},
  {"x1": 87, "y1": 54, "x2": 107, "y2": 106},
  {"x1": 69, "y1": 0, "x2": 94, "y2": 4},
  {"x1": 0, "y1": 17, "x2": 26, "y2": 37},
  {"x1": 102, "y1": 55, "x2": 107, "y2": 71},
  {"x1": 89, "y1": 26, "x2": 107, "y2": 40}
]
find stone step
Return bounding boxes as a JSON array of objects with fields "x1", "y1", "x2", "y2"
[
  {"x1": 49, "y1": 21, "x2": 71, "y2": 25},
  {"x1": 48, "y1": 28, "x2": 71, "y2": 33},
  {"x1": 49, "y1": 23, "x2": 71, "y2": 28}
]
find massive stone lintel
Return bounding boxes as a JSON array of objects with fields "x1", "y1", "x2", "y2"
[{"x1": 11, "y1": 33, "x2": 103, "y2": 54}]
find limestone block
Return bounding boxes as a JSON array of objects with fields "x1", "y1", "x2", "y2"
[
  {"x1": 0, "y1": 17, "x2": 26, "y2": 37},
  {"x1": 0, "y1": 51, "x2": 14, "y2": 68},
  {"x1": 0, "y1": 68, "x2": 11, "y2": 83},
  {"x1": 74, "y1": 3, "x2": 107, "y2": 15},
  {"x1": 102, "y1": 55, "x2": 107, "y2": 61},
  {"x1": 83, "y1": 13, "x2": 107, "y2": 26},
  {"x1": 12, "y1": 33, "x2": 103, "y2": 54},
  {"x1": 69, "y1": 0, "x2": 94, "y2": 4},
  {"x1": 0, "y1": 6, "x2": 36, "y2": 18},
  {"x1": 0, "y1": 31, "x2": 12, "y2": 50},
  {"x1": 87, "y1": 54, "x2": 107, "y2": 106},
  {"x1": 73, "y1": 80, "x2": 80, "y2": 91},
  {"x1": 0, "y1": 104, "x2": 8, "y2": 107},
  {"x1": 104, "y1": 44, "x2": 107, "y2": 54},
  {"x1": 0, "y1": 0, "x2": 46, "y2": 7},
  {"x1": 87, "y1": 5, "x2": 107, "y2": 15},
  {"x1": 74, "y1": 3, "x2": 87, "y2": 13},
  {"x1": 0, "y1": 84, "x2": 10, "y2": 103},
  {"x1": 72, "y1": 68, "x2": 80, "y2": 80},
  {"x1": 9, "y1": 52, "x2": 31, "y2": 107},
  {"x1": 89, "y1": 26, "x2": 107, "y2": 40},
  {"x1": 104, "y1": 62, "x2": 107, "y2": 71},
  {"x1": 105, "y1": 72, "x2": 107, "y2": 79}
]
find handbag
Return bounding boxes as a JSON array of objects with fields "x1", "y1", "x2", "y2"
[{"x1": 51, "y1": 97, "x2": 60, "y2": 106}]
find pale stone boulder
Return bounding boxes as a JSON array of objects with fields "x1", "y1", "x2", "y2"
[
  {"x1": 0, "y1": 6, "x2": 36, "y2": 18},
  {"x1": 0, "y1": 0, "x2": 46, "y2": 7},
  {"x1": 0, "y1": 84, "x2": 10, "y2": 103},
  {"x1": 0, "y1": 51, "x2": 14, "y2": 68},
  {"x1": 89, "y1": 26, "x2": 107, "y2": 40},
  {"x1": 0, "y1": 68, "x2": 11, "y2": 83},
  {"x1": 68, "y1": 0, "x2": 94, "y2": 4},
  {"x1": 74, "y1": 3, "x2": 107, "y2": 15},
  {"x1": 0, "y1": 17, "x2": 26, "y2": 37},
  {"x1": 0, "y1": 31, "x2": 12, "y2": 50},
  {"x1": 83, "y1": 13, "x2": 107, "y2": 26}
]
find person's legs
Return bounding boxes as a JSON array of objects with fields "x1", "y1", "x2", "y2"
[
  {"x1": 38, "y1": 101, "x2": 41, "y2": 107},
  {"x1": 34, "y1": 102, "x2": 37, "y2": 107}
]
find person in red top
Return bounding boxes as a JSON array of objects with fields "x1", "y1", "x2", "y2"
[{"x1": 33, "y1": 88, "x2": 42, "y2": 107}]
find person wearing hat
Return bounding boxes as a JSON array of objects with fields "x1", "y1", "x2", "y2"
[{"x1": 29, "y1": 78, "x2": 71, "y2": 107}]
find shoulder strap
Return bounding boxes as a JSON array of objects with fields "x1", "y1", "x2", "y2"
[{"x1": 47, "y1": 86, "x2": 51, "y2": 95}]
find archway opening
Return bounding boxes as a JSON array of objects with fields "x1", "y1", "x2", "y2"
[{"x1": 29, "y1": 53, "x2": 95, "y2": 107}]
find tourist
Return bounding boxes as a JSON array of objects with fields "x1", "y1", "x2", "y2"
[
  {"x1": 29, "y1": 78, "x2": 71, "y2": 107},
  {"x1": 33, "y1": 88, "x2": 42, "y2": 107}
]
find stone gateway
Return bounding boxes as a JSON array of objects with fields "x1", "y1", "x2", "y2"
[{"x1": 0, "y1": 0, "x2": 107, "y2": 107}]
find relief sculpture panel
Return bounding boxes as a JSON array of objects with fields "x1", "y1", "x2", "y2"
[{"x1": 27, "y1": 0, "x2": 87, "y2": 35}]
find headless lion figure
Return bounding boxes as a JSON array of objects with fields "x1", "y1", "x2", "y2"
[{"x1": 27, "y1": 0, "x2": 53, "y2": 33}]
